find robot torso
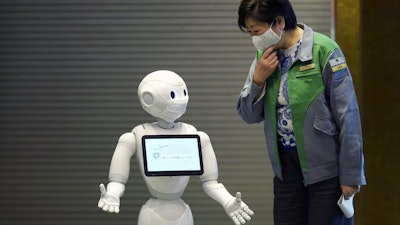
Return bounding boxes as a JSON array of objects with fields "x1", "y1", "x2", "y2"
[{"x1": 132, "y1": 122, "x2": 198, "y2": 200}]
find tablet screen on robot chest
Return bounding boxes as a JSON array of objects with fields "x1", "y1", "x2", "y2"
[{"x1": 142, "y1": 134, "x2": 204, "y2": 176}]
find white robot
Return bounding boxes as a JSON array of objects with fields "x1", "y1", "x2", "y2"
[{"x1": 98, "y1": 70, "x2": 254, "y2": 225}]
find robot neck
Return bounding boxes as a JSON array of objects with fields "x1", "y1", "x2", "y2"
[{"x1": 157, "y1": 119, "x2": 176, "y2": 129}]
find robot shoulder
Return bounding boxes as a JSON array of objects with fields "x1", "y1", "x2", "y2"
[
  {"x1": 118, "y1": 132, "x2": 137, "y2": 148},
  {"x1": 178, "y1": 122, "x2": 198, "y2": 133},
  {"x1": 197, "y1": 131, "x2": 211, "y2": 148},
  {"x1": 197, "y1": 131, "x2": 210, "y2": 139}
]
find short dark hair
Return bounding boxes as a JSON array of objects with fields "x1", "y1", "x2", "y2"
[{"x1": 238, "y1": 0, "x2": 297, "y2": 32}]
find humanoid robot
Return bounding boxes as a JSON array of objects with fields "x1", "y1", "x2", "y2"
[{"x1": 98, "y1": 70, "x2": 254, "y2": 225}]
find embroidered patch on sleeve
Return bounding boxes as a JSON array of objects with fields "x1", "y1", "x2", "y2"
[{"x1": 329, "y1": 57, "x2": 347, "y2": 72}]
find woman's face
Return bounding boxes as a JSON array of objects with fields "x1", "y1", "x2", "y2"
[{"x1": 244, "y1": 17, "x2": 270, "y2": 36}]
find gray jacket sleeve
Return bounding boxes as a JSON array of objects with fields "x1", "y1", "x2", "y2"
[
  {"x1": 236, "y1": 59, "x2": 266, "y2": 124},
  {"x1": 323, "y1": 48, "x2": 366, "y2": 186}
]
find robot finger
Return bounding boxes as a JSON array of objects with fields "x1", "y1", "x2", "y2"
[
  {"x1": 102, "y1": 204, "x2": 110, "y2": 212},
  {"x1": 232, "y1": 216, "x2": 241, "y2": 225},
  {"x1": 98, "y1": 199, "x2": 105, "y2": 208},
  {"x1": 235, "y1": 192, "x2": 242, "y2": 203},
  {"x1": 243, "y1": 206, "x2": 254, "y2": 216},
  {"x1": 238, "y1": 215, "x2": 246, "y2": 224},
  {"x1": 108, "y1": 205, "x2": 120, "y2": 214},
  {"x1": 240, "y1": 210, "x2": 252, "y2": 221},
  {"x1": 99, "y1": 183, "x2": 106, "y2": 195}
]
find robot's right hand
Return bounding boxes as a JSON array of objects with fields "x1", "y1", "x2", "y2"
[
  {"x1": 98, "y1": 183, "x2": 125, "y2": 213},
  {"x1": 225, "y1": 192, "x2": 254, "y2": 225}
]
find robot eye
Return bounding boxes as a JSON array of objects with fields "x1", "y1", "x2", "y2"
[
  {"x1": 170, "y1": 90, "x2": 179, "y2": 99},
  {"x1": 183, "y1": 89, "x2": 187, "y2": 96}
]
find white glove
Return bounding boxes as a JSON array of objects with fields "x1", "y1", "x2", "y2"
[
  {"x1": 97, "y1": 182, "x2": 125, "y2": 213},
  {"x1": 224, "y1": 192, "x2": 254, "y2": 225}
]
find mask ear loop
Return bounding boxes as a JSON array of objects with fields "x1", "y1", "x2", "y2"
[
  {"x1": 270, "y1": 18, "x2": 276, "y2": 28},
  {"x1": 273, "y1": 17, "x2": 284, "y2": 38}
]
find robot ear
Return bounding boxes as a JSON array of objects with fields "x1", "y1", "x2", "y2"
[{"x1": 141, "y1": 91, "x2": 154, "y2": 106}]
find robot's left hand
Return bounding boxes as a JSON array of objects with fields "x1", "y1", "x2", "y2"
[
  {"x1": 225, "y1": 192, "x2": 254, "y2": 225},
  {"x1": 97, "y1": 183, "x2": 122, "y2": 213}
]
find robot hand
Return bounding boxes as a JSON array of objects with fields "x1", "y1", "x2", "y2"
[
  {"x1": 98, "y1": 182, "x2": 125, "y2": 213},
  {"x1": 225, "y1": 192, "x2": 254, "y2": 225}
]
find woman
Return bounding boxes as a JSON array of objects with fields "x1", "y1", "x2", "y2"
[{"x1": 236, "y1": 0, "x2": 366, "y2": 225}]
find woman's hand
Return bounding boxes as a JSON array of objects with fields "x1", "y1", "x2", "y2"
[
  {"x1": 341, "y1": 185, "x2": 360, "y2": 200},
  {"x1": 253, "y1": 45, "x2": 279, "y2": 86}
]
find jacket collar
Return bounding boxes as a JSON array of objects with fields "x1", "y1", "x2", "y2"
[{"x1": 297, "y1": 23, "x2": 314, "y2": 62}]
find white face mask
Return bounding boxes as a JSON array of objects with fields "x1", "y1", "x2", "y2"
[
  {"x1": 252, "y1": 21, "x2": 282, "y2": 51},
  {"x1": 160, "y1": 99, "x2": 187, "y2": 122}
]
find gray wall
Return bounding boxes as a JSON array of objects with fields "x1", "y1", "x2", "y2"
[{"x1": 0, "y1": 1, "x2": 331, "y2": 224}]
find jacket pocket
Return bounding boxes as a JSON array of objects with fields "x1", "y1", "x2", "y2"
[
  {"x1": 295, "y1": 69, "x2": 320, "y2": 78},
  {"x1": 295, "y1": 70, "x2": 322, "y2": 86},
  {"x1": 313, "y1": 117, "x2": 338, "y2": 136}
]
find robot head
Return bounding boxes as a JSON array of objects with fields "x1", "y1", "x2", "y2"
[{"x1": 138, "y1": 70, "x2": 189, "y2": 122}]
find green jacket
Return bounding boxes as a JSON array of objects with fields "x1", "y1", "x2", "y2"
[{"x1": 237, "y1": 24, "x2": 366, "y2": 186}]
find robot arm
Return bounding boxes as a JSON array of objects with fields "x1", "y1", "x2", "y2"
[
  {"x1": 198, "y1": 131, "x2": 254, "y2": 225},
  {"x1": 108, "y1": 132, "x2": 136, "y2": 183},
  {"x1": 98, "y1": 132, "x2": 136, "y2": 213}
]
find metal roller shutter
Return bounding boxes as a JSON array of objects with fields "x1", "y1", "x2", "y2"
[{"x1": 0, "y1": 1, "x2": 331, "y2": 224}]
